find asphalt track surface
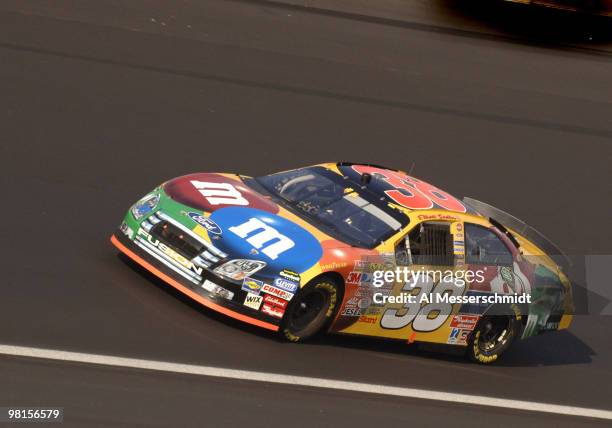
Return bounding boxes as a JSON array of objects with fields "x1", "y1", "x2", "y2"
[{"x1": 1, "y1": 0, "x2": 612, "y2": 426}]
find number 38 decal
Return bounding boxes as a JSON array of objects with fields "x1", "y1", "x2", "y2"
[
  {"x1": 381, "y1": 274, "x2": 465, "y2": 332},
  {"x1": 352, "y1": 165, "x2": 466, "y2": 212}
]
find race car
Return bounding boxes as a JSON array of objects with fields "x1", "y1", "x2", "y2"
[
  {"x1": 504, "y1": 0, "x2": 612, "y2": 16},
  {"x1": 111, "y1": 162, "x2": 573, "y2": 364}
]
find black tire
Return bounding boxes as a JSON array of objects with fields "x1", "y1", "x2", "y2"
[
  {"x1": 281, "y1": 278, "x2": 340, "y2": 342},
  {"x1": 467, "y1": 315, "x2": 519, "y2": 364}
]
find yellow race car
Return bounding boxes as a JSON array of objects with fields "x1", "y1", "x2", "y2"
[{"x1": 112, "y1": 162, "x2": 574, "y2": 364}]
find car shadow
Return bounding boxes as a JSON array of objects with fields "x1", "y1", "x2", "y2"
[
  {"x1": 433, "y1": 0, "x2": 612, "y2": 45},
  {"x1": 310, "y1": 327, "x2": 595, "y2": 367},
  {"x1": 117, "y1": 253, "x2": 283, "y2": 341},
  {"x1": 118, "y1": 253, "x2": 596, "y2": 367},
  {"x1": 494, "y1": 329, "x2": 596, "y2": 366}
]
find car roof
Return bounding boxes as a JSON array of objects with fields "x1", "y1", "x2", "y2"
[{"x1": 322, "y1": 162, "x2": 482, "y2": 217}]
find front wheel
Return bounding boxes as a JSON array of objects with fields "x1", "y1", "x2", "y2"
[
  {"x1": 467, "y1": 315, "x2": 519, "y2": 364},
  {"x1": 281, "y1": 278, "x2": 340, "y2": 342}
]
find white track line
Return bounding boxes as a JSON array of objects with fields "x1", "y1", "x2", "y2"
[{"x1": 1, "y1": 344, "x2": 610, "y2": 421}]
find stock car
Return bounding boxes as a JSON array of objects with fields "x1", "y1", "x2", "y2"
[{"x1": 111, "y1": 162, "x2": 573, "y2": 363}]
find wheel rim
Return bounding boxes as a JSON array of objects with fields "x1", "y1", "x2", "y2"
[
  {"x1": 478, "y1": 317, "x2": 512, "y2": 354},
  {"x1": 289, "y1": 288, "x2": 330, "y2": 332}
]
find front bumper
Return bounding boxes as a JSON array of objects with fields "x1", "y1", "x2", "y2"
[{"x1": 111, "y1": 230, "x2": 280, "y2": 332}]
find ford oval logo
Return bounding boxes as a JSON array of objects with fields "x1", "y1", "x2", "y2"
[{"x1": 188, "y1": 212, "x2": 222, "y2": 234}]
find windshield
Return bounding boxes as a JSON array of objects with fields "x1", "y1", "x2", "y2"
[{"x1": 253, "y1": 167, "x2": 409, "y2": 248}]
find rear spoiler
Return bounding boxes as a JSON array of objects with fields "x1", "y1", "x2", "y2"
[{"x1": 462, "y1": 197, "x2": 571, "y2": 271}]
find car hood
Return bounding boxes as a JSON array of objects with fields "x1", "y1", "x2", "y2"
[{"x1": 160, "y1": 173, "x2": 335, "y2": 279}]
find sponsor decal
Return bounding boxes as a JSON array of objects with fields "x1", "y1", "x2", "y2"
[
  {"x1": 263, "y1": 294, "x2": 288, "y2": 310},
  {"x1": 187, "y1": 212, "x2": 222, "y2": 235},
  {"x1": 190, "y1": 180, "x2": 249, "y2": 206},
  {"x1": 347, "y1": 272, "x2": 361, "y2": 285},
  {"x1": 341, "y1": 307, "x2": 362, "y2": 316},
  {"x1": 357, "y1": 257, "x2": 396, "y2": 273},
  {"x1": 229, "y1": 217, "x2": 295, "y2": 260},
  {"x1": 359, "y1": 315, "x2": 377, "y2": 324},
  {"x1": 202, "y1": 279, "x2": 234, "y2": 300},
  {"x1": 137, "y1": 228, "x2": 203, "y2": 276},
  {"x1": 279, "y1": 269, "x2": 300, "y2": 282},
  {"x1": 241, "y1": 277, "x2": 264, "y2": 294},
  {"x1": 450, "y1": 314, "x2": 479, "y2": 331},
  {"x1": 243, "y1": 292, "x2": 263, "y2": 310},
  {"x1": 273, "y1": 277, "x2": 298, "y2": 294},
  {"x1": 211, "y1": 207, "x2": 322, "y2": 272},
  {"x1": 447, "y1": 327, "x2": 470, "y2": 345},
  {"x1": 214, "y1": 259, "x2": 266, "y2": 281},
  {"x1": 354, "y1": 260, "x2": 368, "y2": 271},
  {"x1": 452, "y1": 221, "x2": 466, "y2": 257},
  {"x1": 261, "y1": 283, "x2": 294, "y2": 301},
  {"x1": 320, "y1": 261, "x2": 348, "y2": 271},
  {"x1": 346, "y1": 271, "x2": 372, "y2": 285},
  {"x1": 358, "y1": 296, "x2": 372, "y2": 309},
  {"x1": 354, "y1": 255, "x2": 396, "y2": 273},
  {"x1": 350, "y1": 293, "x2": 373, "y2": 309},
  {"x1": 341, "y1": 286, "x2": 379, "y2": 317},
  {"x1": 262, "y1": 304, "x2": 285, "y2": 318},
  {"x1": 163, "y1": 173, "x2": 278, "y2": 213},
  {"x1": 346, "y1": 296, "x2": 359, "y2": 306}
]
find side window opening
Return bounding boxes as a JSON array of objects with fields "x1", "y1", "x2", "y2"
[
  {"x1": 465, "y1": 223, "x2": 513, "y2": 266},
  {"x1": 396, "y1": 222, "x2": 453, "y2": 266}
]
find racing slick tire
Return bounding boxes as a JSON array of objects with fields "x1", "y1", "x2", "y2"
[
  {"x1": 281, "y1": 277, "x2": 340, "y2": 342},
  {"x1": 467, "y1": 315, "x2": 520, "y2": 364}
]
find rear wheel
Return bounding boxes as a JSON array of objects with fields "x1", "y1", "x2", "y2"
[
  {"x1": 281, "y1": 278, "x2": 339, "y2": 342},
  {"x1": 468, "y1": 315, "x2": 518, "y2": 364}
]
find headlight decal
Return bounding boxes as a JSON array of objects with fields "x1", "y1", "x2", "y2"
[{"x1": 131, "y1": 192, "x2": 160, "y2": 220}]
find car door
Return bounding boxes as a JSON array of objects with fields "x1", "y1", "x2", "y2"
[{"x1": 334, "y1": 218, "x2": 469, "y2": 343}]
